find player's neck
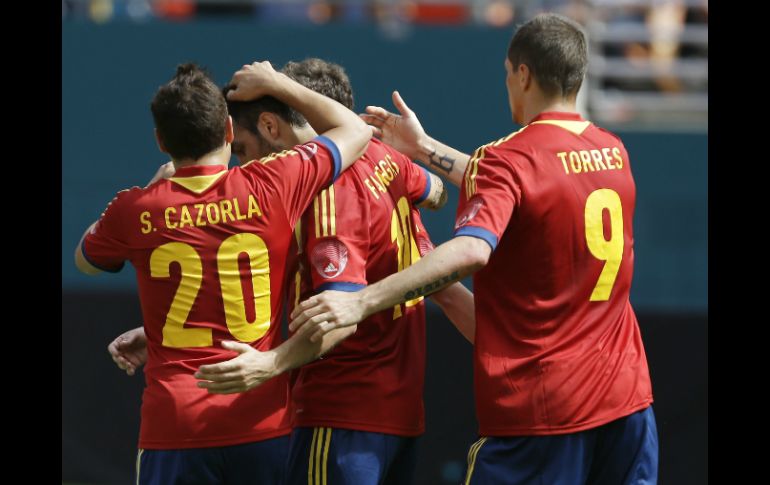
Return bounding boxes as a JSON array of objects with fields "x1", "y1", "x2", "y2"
[
  {"x1": 295, "y1": 124, "x2": 318, "y2": 144},
  {"x1": 522, "y1": 97, "x2": 578, "y2": 125},
  {"x1": 173, "y1": 144, "x2": 230, "y2": 169}
]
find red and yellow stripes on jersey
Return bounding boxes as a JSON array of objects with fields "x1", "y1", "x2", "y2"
[
  {"x1": 465, "y1": 129, "x2": 524, "y2": 198},
  {"x1": 313, "y1": 186, "x2": 337, "y2": 237}
]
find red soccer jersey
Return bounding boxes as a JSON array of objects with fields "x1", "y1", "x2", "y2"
[
  {"x1": 82, "y1": 137, "x2": 342, "y2": 449},
  {"x1": 454, "y1": 112, "x2": 653, "y2": 436},
  {"x1": 289, "y1": 138, "x2": 432, "y2": 436}
]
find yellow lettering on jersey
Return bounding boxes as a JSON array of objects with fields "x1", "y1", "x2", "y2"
[
  {"x1": 220, "y1": 199, "x2": 235, "y2": 223},
  {"x1": 569, "y1": 151, "x2": 582, "y2": 173},
  {"x1": 179, "y1": 205, "x2": 194, "y2": 228},
  {"x1": 233, "y1": 197, "x2": 247, "y2": 220},
  {"x1": 603, "y1": 148, "x2": 616, "y2": 169},
  {"x1": 165, "y1": 207, "x2": 178, "y2": 229},
  {"x1": 247, "y1": 194, "x2": 263, "y2": 219},
  {"x1": 378, "y1": 160, "x2": 394, "y2": 183},
  {"x1": 558, "y1": 147, "x2": 626, "y2": 175},
  {"x1": 140, "y1": 211, "x2": 153, "y2": 234},
  {"x1": 590, "y1": 150, "x2": 607, "y2": 170},
  {"x1": 206, "y1": 203, "x2": 221, "y2": 224},
  {"x1": 580, "y1": 150, "x2": 595, "y2": 172},
  {"x1": 556, "y1": 152, "x2": 569, "y2": 174},
  {"x1": 612, "y1": 147, "x2": 624, "y2": 169},
  {"x1": 364, "y1": 179, "x2": 380, "y2": 200},
  {"x1": 369, "y1": 174, "x2": 386, "y2": 193},
  {"x1": 194, "y1": 203, "x2": 207, "y2": 227}
]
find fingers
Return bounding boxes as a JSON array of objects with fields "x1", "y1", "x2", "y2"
[
  {"x1": 195, "y1": 369, "x2": 248, "y2": 382},
  {"x1": 226, "y1": 86, "x2": 246, "y2": 101},
  {"x1": 112, "y1": 354, "x2": 137, "y2": 375},
  {"x1": 392, "y1": 91, "x2": 413, "y2": 117},
  {"x1": 360, "y1": 113, "x2": 386, "y2": 127},
  {"x1": 220, "y1": 341, "x2": 253, "y2": 354},
  {"x1": 107, "y1": 339, "x2": 121, "y2": 358},
  {"x1": 196, "y1": 361, "x2": 239, "y2": 377},
  {"x1": 364, "y1": 106, "x2": 394, "y2": 121},
  {"x1": 196, "y1": 380, "x2": 247, "y2": 394},
  {"x1": 121, "y1": 353, "x2": 144, "y2": 368},
  {"x1": 370, "y1": 125, "x2": 383, "y2": 139},
  {"x1": 288, "y1": 301, "x2": 329, "y2": 332}
]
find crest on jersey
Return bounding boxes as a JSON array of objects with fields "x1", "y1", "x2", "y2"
[
  {"x1": 295, "y1": 142, "x2": 319, "y2": 161},
  {"x1": 311, "y1": 238, "x2": 349, "y2": 279},
  {"x1": 455, "y1": 196, "x2": 483, "y2": 229}
]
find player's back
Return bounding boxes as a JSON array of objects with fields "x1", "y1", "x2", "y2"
[
  {"x1": 291, "y1": 138, "x2": 432, "y2": 436},
  {"x1": 83, "y1": 139, "x2": 340, "y2": 448},
  {"x1": 462, "y1": 112, "x2": 652, "y2": 435}
]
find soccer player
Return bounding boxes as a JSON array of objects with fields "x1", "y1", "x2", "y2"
[
  {"x1": 196, "y1": 58, "x2": 474, "y2": 485},
  {"x1": 290, "y1": 14, "x2": 659, "y2": 485},
  {"x1": 75, "y1": 61, "x2": 371, "y2": 484},
  {"x1": 109, "y1": 58, "x2": 474, "y2": 485}
]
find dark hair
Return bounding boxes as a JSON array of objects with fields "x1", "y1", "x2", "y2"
[
  {"x1": 507, "y1": 13, "x2": 588, "y2": 98},
  {"x1": 225, "y1": 57, "x2": 355, "y2": 135},
  {"x1": 150, "y1": 63, "x2": 228, "y2": 160},
  {"x1": 224, "y1": 86, "x2": 307, "y2": 137},
  {"x1": 283, "y1": 58, "x2": 354, "y2": 110}
]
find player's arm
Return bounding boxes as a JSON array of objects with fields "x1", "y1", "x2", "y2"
[
  {"x1": 290, "y1": 235, "x2": 490, "y2": 341},
  {"x1": 194, "y1": 326, "x2": 357, "y2": 394},
  {"x1": 430, "y1": 282, "x2": 475, "y2": 343},
  {"x1": 226, "y1": 61, "x2": 370, "y2": 174},
  {"x1": 362, "y1": 91, "x2": 470, "y2": 187},
  {"x1": 107, "y1": 326, "x2": 147, "y2": 376},
  {"x1": 417, "y1": 172, "x2": 448, "y2": 211},
  {"x1": 74, "y1": 223, "x2": 101, "y2": 275}
]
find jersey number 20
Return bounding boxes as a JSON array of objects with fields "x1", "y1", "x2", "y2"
[{"x1": 150, "y1": 233, "x2": 270, "y2": 348}]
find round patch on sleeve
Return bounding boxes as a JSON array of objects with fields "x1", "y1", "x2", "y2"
[
  {"x1": 455, "y1": 196, "x2": 484, "y2": 229},
  {"x1": 310, "y1": 239, "x2": 349, "y2": 279}
]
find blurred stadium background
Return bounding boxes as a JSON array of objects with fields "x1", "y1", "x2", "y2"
[{"x1": 62, "y1": 1, "x2": 707, "y2": 483}]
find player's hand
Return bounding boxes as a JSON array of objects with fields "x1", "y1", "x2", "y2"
[
  {"x1": 107, "y1": 326, "x2": 147, "y2": 376},
  {"x1": 146, "y1": 161, "x2": 176, "y2": 187},
  {"x1": 226, "y1": 61, "x2": 284, "y2": 102},
  {"x1": 289, "y1": 290, "x2": 365, "y2": 343},
  {"x1": 194, "y1": 342, "x2": 279, "y2": 394},
  {"x1": 360, "y1": 91, "x2": 426, "y2": 160}
]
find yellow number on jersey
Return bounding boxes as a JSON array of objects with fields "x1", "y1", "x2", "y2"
[
  {"x1": 150, "y1": 234, "x2": 271, "y2": 348},
  {"x1": 217, "y1": 233, "x2": 272, "y2": 342},
  {"x1": 585, "y1": 189, "x2": 624, "y2": 301},
  {"x1": 151, "y1": 242, "x2": 210, "y2": 347},
  {"x1": 391, "y1": 197, "x2": 424, "y2": 319}
]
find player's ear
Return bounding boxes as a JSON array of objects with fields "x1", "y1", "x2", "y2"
[
  {"x1": 519, "y1": 63, "x2": 532, "y2": 91},
  {"x1": 258, "y1": 112, "x2": 281, "y2": 142},
  {"x1": 224, "y1": 115, "x2": 234, "y2": 144},
  {"x1": 154, "y1": 128, "x2": 168, "y2": 154}
]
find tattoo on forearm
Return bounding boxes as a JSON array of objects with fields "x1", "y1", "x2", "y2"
[
  {"x1": 404, "y1": 271, "x2": 460, "y2": 300},
  {"x1": 428, "y1": 148, "x2": 456, "y2": 174}
]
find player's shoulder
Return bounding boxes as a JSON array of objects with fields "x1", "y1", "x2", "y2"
[
  {"x1": 240, "y1": 147, "x2": 303, "y2": 172},
  {"x1": 98, "y1": 186, "x2": 143, "y2": 218},
  {"x1": 473, "y1": 126, "x2": 533, "y2": 159},
  {"x1": 365, "y1": 137, "x2": 410, "y2": 162},
  {"x1": 109, "y1": 185, "x2": 144, "y2": 205},
  {"x1": 591, "y1": 123, "x2": 625, "y2": 145}
]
